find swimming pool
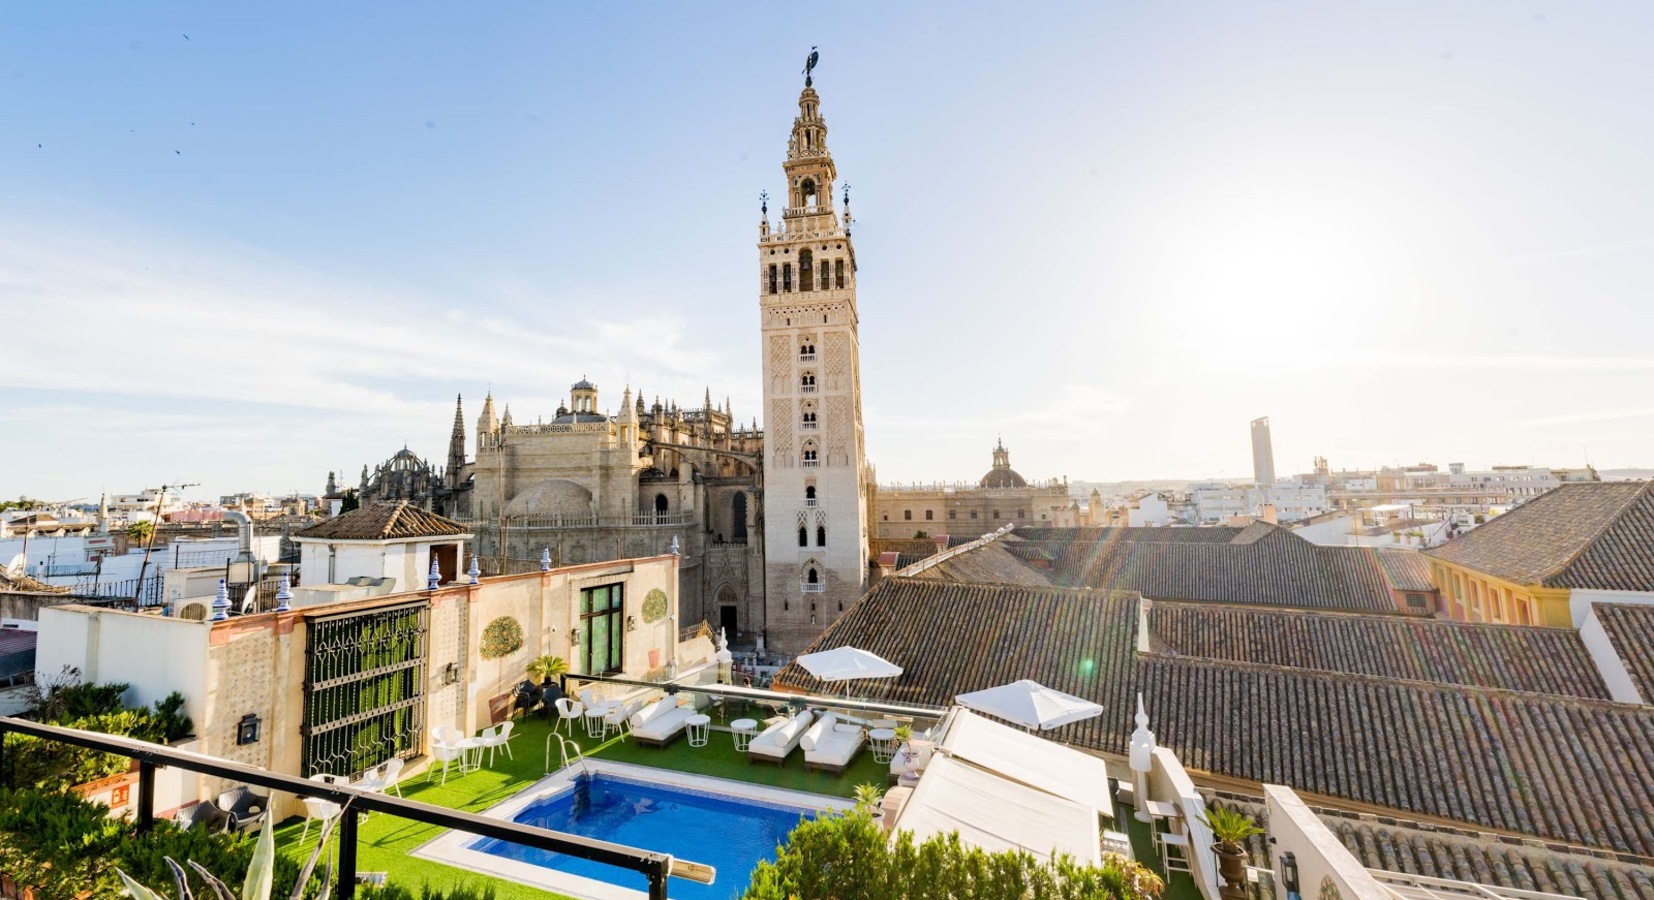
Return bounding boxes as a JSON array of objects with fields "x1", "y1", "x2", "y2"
[
  {"x1": 471, "y1": 772, "x2": 813, "y2": 898},
  {"x1": 414, "y1": 761, "x2": 852, "y2": 900}
]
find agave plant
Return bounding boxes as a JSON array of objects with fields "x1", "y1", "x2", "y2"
[{"x1": 117, "y1": 805, "x2": 343, "y2": 900}]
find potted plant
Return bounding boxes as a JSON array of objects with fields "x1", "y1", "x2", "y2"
[
  {"x1": 526, "y1": 654, "x2": 569, "y2": 688},
  {"x1": 1200, "y1": 806, "x2": 1264, "y2": 895},
  {"x1": 853, "y1": 783, "x2": 885, "y2": 818}
]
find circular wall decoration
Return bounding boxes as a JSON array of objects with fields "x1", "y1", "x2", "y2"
[
  {"x1": 480, "y1": 616, "x2": 524, "y2": 659},
  {"x1": 642, "y1": 588, "x2": 669, "y2": 624}
]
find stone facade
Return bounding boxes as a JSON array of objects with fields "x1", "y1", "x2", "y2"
[
  {"x1": 454, "y1": 381, "x2": 763, "y2": 641},
  {"x1": 870, "y1": 441, "x2": 1072, "y2": 540},
  {"x1": 758, "y1": 76, "x2": 872, "y2": 654}
]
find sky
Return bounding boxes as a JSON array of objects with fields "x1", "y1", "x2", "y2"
[{"x1": 2, "y1": 2, "x2": 1652, "y2": 504}]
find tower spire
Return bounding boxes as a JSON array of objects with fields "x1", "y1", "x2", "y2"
[{"x1": 447, "y1": 394, "x2": 467, "y2": 488}]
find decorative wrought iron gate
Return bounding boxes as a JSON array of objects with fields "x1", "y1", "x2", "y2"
[{"x1": 302, "y1": 600, "x2": 428, "y2": 777}]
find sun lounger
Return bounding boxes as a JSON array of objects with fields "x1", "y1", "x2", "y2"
[
  {"x1": 630, "y1": 697, "x2": 698, "y2": 748},
  {"x1": 801, "y1": 713, "x2": 865, "y2": 774},
  {"x1": 747, "y1": 711, "x2": 815, "y2": 765}
]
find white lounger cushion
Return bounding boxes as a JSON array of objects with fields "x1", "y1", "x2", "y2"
[
  {"x1": 631, "y1": 699, "x2": 697, "y2": 741},
  {"x1": 748, "y1": 711, "x2": 815, "y2": 760},
  {"x1": 802, "y1": 715, "x2": 864, "y2": 769}
]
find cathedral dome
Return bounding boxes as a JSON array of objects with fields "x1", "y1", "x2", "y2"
[
  {"x1": 980, "y1": 467, "x2": 1028, "y2": 489},
  {"x1": 551, "y1": 411, "x2": 610, "y2": 425},
  {"x1": 979, "y1": 439, "x2": 1028, "y2": 489}
]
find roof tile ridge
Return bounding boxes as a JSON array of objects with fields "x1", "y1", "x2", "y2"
[
  {"x1": 1141, "y1": 651, "x2": 1639, "y2": 705},
  {"x1": 1544, "y1": 481, "x2": 1654, "y2": 587}
]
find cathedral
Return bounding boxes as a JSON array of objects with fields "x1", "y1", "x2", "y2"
[{"x1": 339, "y1": 61, "x2": 1061, "y2": 655}]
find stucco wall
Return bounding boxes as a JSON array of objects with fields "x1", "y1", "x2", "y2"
[
  {"x1": 1567, "y1": 587, "x2": 1654, "y2": 629},
  {"x1": 36, "y1": 605, "x2": 211, "y2": 728},
  {"x1": 1265, "y1": 784, "x2": 1390, "y2": 900},
  {"x1": 1578, "y1": 608, "x2": 1645, "y2": 704}
]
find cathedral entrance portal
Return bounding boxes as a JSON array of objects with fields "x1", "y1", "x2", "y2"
[{"x1": 719, "y1": 604, "x2": 738, "y2": 641}]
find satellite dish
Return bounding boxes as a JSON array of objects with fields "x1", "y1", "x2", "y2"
[{"x1": 3, "y1": 553, "x2": 23, "y2": 575}]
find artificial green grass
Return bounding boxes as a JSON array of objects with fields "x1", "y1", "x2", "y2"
[
  {"x1": 273, "y1": 713, "x2": 886, "y2": 899},
  {"x1": 1118, "y1": 803, "x2": 1203, "y2": 900}
]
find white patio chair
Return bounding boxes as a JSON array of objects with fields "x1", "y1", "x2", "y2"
[
  {"x1": 299, "y1": 796, "x2": 341, "y2": 845},
  {"x1": 554, "y1": 698, "x2": 584, "y2": 737},
  {"x1": 378, "y1": 757, "x2": 404, "y2": 797},
  {"x1": 478, "y1": 721, "x2": 514, "y2": 766},
  {"x1": 427, "y1": 738, "x2": 467, "y2": 784},
  {"x1": 603, "y1": 701, "x2": 641, "y2": 741}
]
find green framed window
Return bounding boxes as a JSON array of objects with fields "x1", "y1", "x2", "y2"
[{"x1": 581, "y1": 583, "x2": 625, "y2": 675}]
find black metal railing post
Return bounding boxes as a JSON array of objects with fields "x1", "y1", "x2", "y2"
[
  {"x1": 136, "y1": 759, "x2": 157, "y2": 832},
  {"x1": 648, "y1": 858, "x2": 669, "y2": 900},
  {"x1": 336, "y1": 808, "x2": 359, "y2": 900}
]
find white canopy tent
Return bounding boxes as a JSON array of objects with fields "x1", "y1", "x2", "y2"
[
  {"x1": 938, "y1": 708, "x2": 1115, "y2": 818},
  {"x1": 794, "y1": 646, "x2": 903, "y2": 681},
  {"x1": 892, "y1": 754, "x2": 1101, "y2": 864},
  {"x1": 955, "y1": 679, "x2": 1104, "y2": 731}
]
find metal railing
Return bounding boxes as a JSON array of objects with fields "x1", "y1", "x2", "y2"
[
  {"x1": 800, "y1": 583, "x2": 826, "y2": 593},
  {"x1": 0, "y1": 717, "x2": 711, "y2": 900},
  {"x1": 66, "y1": 574, "x2": 165, "y2": 607},
  {"x1": 1371, "y1": 870, "x2": 1583, "y2": 900}
]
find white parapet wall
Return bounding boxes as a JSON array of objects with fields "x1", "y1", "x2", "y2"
[
  {"x1": 36, "y1": 604, "x2": 211, "y2": 729},
  {"x1": 1147, "y1": 745, "x2": 1223, "y2": 900},
  {"x1": 1264, "y1": 784, "x2": 1391, "y2": 900}
]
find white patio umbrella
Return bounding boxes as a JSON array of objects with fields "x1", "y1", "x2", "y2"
[
  {"x1": 955, "y1": 680, "x2": 1104, "y2": 731},
  {"x1": 795, "y1": 646, "x2": 904, "y2": 681}
]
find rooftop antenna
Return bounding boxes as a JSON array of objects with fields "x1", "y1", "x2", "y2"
[{"x1": 134, "y1": 482, "x2": 199, "y2": 605}]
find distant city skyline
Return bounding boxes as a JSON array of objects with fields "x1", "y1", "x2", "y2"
[{"x1": 4, "y1": 2, "x2": 1653, "y2": 500}]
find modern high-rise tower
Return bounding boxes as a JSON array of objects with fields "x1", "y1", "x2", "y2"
[
  {"x1": 1251, "y1": 416, "x2": 1276, "y2": 487},
  {"x1": 758, "y1": 63, "x2": 870, "y2": 654}
]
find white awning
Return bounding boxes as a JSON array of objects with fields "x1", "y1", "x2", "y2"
[
  {"x1": 955, "y1": 679, "x2": 1104, "y2": 730},
  {"x1": 794, "y1": 646, "x2": 903, "y2": 681},
  {"x1": 892, "y1": 754, "x2": 1100, "y2": 865},
  {"x1": 940, "y1": 708, "x2": 1115, "y2": 818}
]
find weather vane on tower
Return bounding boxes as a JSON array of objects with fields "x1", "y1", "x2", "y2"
[{"x1": 803, "y1": 46, "x2": 819, "y2": 86}]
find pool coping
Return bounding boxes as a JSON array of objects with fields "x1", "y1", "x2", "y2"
[{"x1": 411, "y1": 759, "x2": 854, "y2": 900}]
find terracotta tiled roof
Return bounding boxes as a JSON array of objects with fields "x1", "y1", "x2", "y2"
[
  {"x1": 1219, "y1": 798, "x2": 1654, "y2": 900},
  {"x1": 778, "y1": 576, "x2": 1654, "y2": 858},
  {"x1": 906, "y1": 540, "x2": 1052, "y2": 586},
  {"x1": 293, "y1": 502, "x2": 467, "y2": 541},
  {"x1": 1048, "y1": 524, "x2": 1400, "y2": 612},
  {"x1": 1374, "y1": 548, "x2": 1434, "y2": 592},
  {"x1": 1148, "y1": 601, "x2": 1609, "y2": 698},
  {"x1": 1016, "y1": 526, "x2": 1245, "y2": 544},
  {"x1": 1593, "y1": 604, "x2": 1654, "y2": 703},
  {"x1": 1425, "y1": 482, "x2": 1654, "y2": 589},
  {"x1": 870, "y1": 539, "x2": 940, "y2": 562}
]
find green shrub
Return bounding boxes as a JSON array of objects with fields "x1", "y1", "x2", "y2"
[
  {"x1": 150, "y1": 691, "x2": 195, "y2": 742},
  {"x1": 0, "y1": 789, "x2": 312, "y2": 900},
  {"x1": 743, "y1": 811, "x2": 1164, "y2": 900}
]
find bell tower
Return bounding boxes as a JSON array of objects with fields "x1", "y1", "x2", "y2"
[{"x1": 759, "y1": 55, "x2": 870, "y2": 654}]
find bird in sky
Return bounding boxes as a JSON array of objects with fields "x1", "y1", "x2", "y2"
[
  {"x1": 174, "y1": 149, "x2": 181, "y2": 155},
  {"x1": 182, "y1": 34, "x2": 190, "y2": 41}
]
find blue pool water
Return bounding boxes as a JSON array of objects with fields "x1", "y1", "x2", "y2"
[{"x1": 469, "y1": 773, "x2": 817, "y2": 899}]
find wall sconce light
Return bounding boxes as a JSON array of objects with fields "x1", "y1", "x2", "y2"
[
  {"x1": 1279, "y1": 852, "x2": 1299, "y2": 894},
  {"x1": 236, "y1": 713, "x2": 261, "y2": 746},
  {"x1": 443, "y1": 662, "x2": 460, "y2": 685},
  {"x1": 570, "y1": 627, "x2": 581, "y2": 645},
  {"x1": 626, "y1": 615, "x2": 638, "y2": 632}
]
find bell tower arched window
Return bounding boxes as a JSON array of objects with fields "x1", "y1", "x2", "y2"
[
  {"x1": 800, "y1": 372, "x2": 816, "y2": 393},
  {"x1": 801, "y1": 178, "x2": 818, "y2": 209},
  {"x1": 798, "y1": 526, "x2": 808, "y2": 547},
  {"x1": 799, "y1": 250, "x2": 813, "y2": 292},
  {"x1": 816, "y1": 525, "x2": 827, "y2": 547},
  {"x1": 805, "y1": 485, "x2": 817, "y2": 506},
  {"x1": 768, "y1": 264, "x2": 778, "y2": 295},
  {"x1": 806, "y1": 567, "x2": 819, "y2": 584},
  {"x1": 783, "y1": 263, "x2": 792, "y2": 292},
  {"x1": 835, "y1": 259, "x2": 845, "y2": 289}
]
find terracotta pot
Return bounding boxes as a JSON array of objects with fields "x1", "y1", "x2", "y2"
[{"x1": 1212, "y1": 842, "x2": 1249, "y2": 883}]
